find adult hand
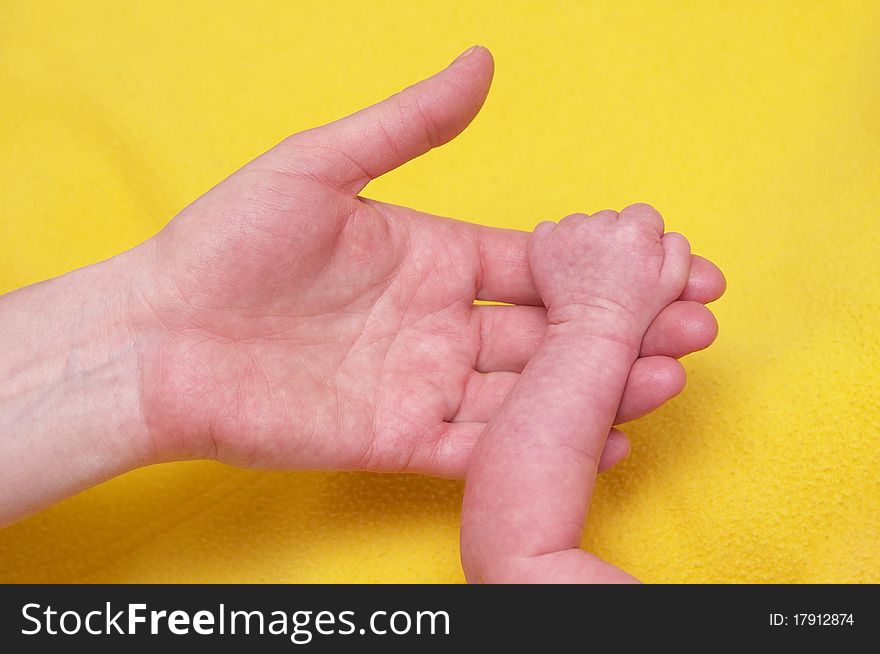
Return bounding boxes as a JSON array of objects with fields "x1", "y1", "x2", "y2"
[
  {"x1": 135, "y1": 46, "x2": 723, "y2": 475},
  {"x1": 0, "y1": 47, "x2": 723, "y2": 525}
]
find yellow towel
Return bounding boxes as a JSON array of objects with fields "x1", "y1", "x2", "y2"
[{"x1": 0, "y1": 0, "x2": 877, "y2": 583}]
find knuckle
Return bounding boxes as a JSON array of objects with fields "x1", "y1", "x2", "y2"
[
  {"x1": 622, "y1": 202, "x2": 664, "y2": 228},
  {"x1": 558, "y1": 212, "x2": 589, "y2": 225},
  {"x1": 589, "y1": 209, "x2": 619, "y2": 221},
  {"x1": 623, "y1": 202, "x2": 659, "y2": 214}
]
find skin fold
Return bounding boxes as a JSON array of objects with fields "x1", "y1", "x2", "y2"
[{"x1": 0, "y1": 47, "x2": 724, "y2": 538}]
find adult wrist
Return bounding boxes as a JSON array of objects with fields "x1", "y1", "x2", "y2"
[{"x1": 0, "y1": 251, "x2": 155, "y2": 525}]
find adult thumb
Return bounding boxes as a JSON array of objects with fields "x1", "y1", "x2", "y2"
[{"x1": 267, "y1": 46, "x2": 494, "y2": 194}]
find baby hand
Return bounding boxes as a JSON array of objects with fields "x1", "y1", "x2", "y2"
[
  {"x1": 528, "y1": 203, "x2": 692, "y2": 347},
  {"x1": 461, "y1": 204, "x2": 694, "y2": 583}
]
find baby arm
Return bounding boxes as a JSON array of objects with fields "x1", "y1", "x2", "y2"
[{"x1": 460, "y1": 204, "x2": 691, "y2": 583}]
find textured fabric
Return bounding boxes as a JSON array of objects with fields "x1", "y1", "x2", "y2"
[{"x1": 0, "y1": 0, "x2": 877, "y2": 583}]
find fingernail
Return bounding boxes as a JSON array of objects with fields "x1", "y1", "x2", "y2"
[{"x1": 452, "y1": 45, "x2": 481, "y2": 63}]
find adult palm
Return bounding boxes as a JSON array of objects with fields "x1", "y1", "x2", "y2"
[{"x1": 132, "y1": 47, "x2": 723, "y2": 476}]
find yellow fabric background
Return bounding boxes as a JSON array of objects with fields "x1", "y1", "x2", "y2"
[{"x1": 1, "y1": 0, "x2": 878, "y2": 583}]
